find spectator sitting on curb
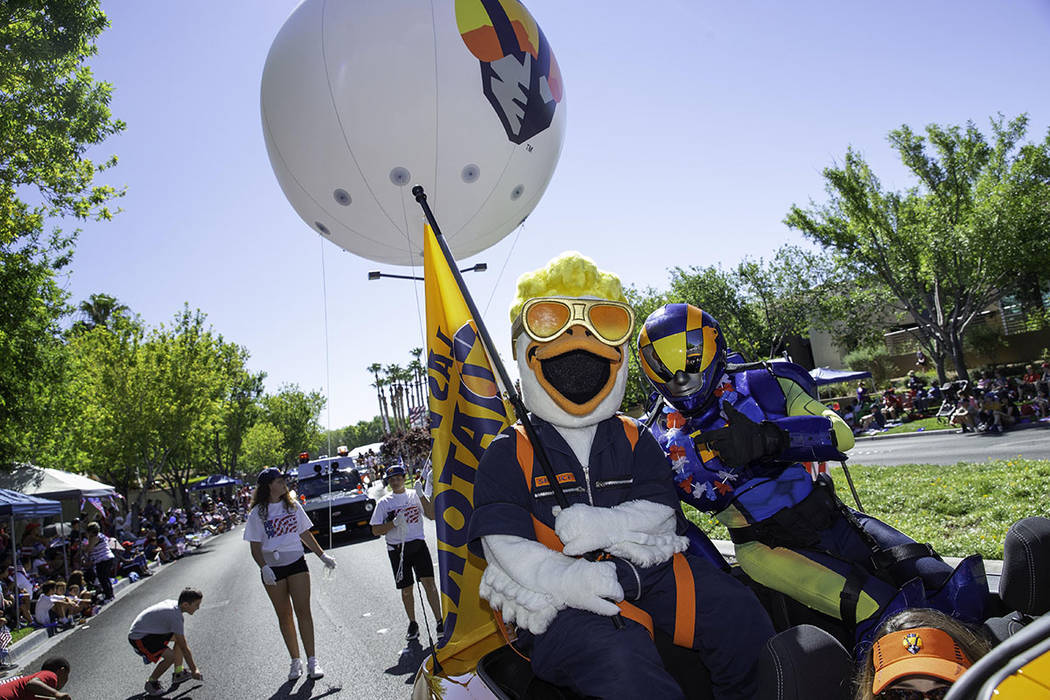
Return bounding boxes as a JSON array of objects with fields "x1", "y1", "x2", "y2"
[
  {"x1": 950, "y1": 396, "x2": 978, "y2": 433},
  {"x1": 859, "y1": 402, "x2": 886, "y2": 432},
  {"x1": 0, "y1": 656, "x2": 72, "y2": 700},
  {"x1": 1033, "y1": 388, "x2": 1050, "y2": 419},
  {"x1": 1022, "y1": 364, "x2": 1042, "y2": 398},
  {"x1": 977, "y1": 393, "x2": 1012, "y2": 433}
]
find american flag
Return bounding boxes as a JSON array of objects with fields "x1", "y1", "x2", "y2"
[
  {"x1": 409, "y1": 404, "x2": 427, "y2": 429},
  {"x1": 263, "y1": 512, "x2": 299, "y2": 538}
]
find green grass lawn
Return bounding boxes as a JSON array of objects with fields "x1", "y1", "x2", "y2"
[
  {"x1": 878, "y1": 416, "x2": 954, "y2": 435},
  {"x1": 10, "y1": 625, "x2": 36, "y2": 644},
  {"x1": 684, "y1": 459, "x2": 1050, "y2": 560}
]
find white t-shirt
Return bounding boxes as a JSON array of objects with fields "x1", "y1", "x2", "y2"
[
  {"x1": 369, "y1": 490, "x2": 425, "y2": 548},
  {"x1": 243, "y1": 501, "x2": 313, "y2": 566},
  {"x1": 34, "y1": 594, "x2": 53, "y2": 625}
]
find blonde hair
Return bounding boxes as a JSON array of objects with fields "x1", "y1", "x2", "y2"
[
  {"x1": 853, "y1": 608, "x2": 992, "y2": 700},
  {"x1": 509, "y1": 252, "x2": 627, "y2": 322}
]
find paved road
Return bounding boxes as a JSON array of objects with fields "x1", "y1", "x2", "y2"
[
  {"x1": 848, "y1": 424, "x2": 1050, "y2": 466},
  {"x1": 16, "y1": 522, "x2": 442, "y2": 699}
]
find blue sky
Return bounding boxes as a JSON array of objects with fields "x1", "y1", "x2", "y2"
[{"x1": 70, "y1": 0, "x2": 1050, "y2": 429}]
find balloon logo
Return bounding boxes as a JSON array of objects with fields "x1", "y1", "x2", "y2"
[
  {"x1": 455, "y1": 0, "x2": 563, "y2": 144},
  {"x1": 261, "y1": 0, "x2": 566, "y2": 266}
]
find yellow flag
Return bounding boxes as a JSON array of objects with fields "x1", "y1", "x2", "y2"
[{"x1": 424, "y1": 223, "x2": 510, "y2": 676}]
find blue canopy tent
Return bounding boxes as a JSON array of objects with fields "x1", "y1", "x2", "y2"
[
  {"x1": 0, "y1": 489, "x2": 63, "y2": 628},
  {"x1": 188, "y1": 474, "x2": 242, "y2": 492},
  {"x1": 809, "y1": 367, "x2": 872, "y2": 387}
]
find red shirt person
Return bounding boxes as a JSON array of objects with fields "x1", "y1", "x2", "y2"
[{"x1": 0, "y1": 657, "x2": 71, "y2": 699}]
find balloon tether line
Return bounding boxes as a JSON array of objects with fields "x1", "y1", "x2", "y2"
[
  {"x1": 412, "y1": 185, "x2": 625, "y2": 630},
  {"x1": 319, "y1": 238, "x2": 334, "y2": 552}
]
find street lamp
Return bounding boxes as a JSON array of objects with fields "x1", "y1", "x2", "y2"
[{"x1": 367, "y1": 262, "x2": 486, "y2": 282}]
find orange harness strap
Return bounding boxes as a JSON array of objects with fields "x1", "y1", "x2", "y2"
[
  {"x1": 511, "y1": 425, "x2": 655, "y2": 640},
  {"x1": 671, "y1": 552, "x2": 696, "y2": 647}
]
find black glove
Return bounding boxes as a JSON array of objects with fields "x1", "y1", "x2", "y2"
[{"x1": 694, "y1": 403, "x2": 789, "y2": 468}]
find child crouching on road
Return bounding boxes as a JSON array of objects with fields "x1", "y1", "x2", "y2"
[
  {"x1": 128, "y1": 588, "x2": 204, "y2": 697},
  {"x1": 370, "y1": 465, "x2": 442, "y2": 642}
]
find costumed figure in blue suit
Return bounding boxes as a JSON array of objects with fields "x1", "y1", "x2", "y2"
[{"x1": 638, "y1": 303, "x2": 992, "y2": 648}]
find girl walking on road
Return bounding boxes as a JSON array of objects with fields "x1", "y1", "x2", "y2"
[{"x1": 244, "y1": 468, "x2": 337, "y2": 681}]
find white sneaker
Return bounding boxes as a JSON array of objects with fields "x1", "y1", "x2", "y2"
[
  {"x1": 307, "y1": 657, "x2": 324, "y2": 680},
  {"x1": 288, "y1": 658, "x2": 303, "y2": 680}
]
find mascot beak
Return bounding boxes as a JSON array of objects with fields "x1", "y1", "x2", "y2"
[{"x1": 524, "y1": 325, "x2": 625, "y2": 416}]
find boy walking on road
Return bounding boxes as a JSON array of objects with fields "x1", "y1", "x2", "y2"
[
  {"x1": 128, "y1": 588, "x2": 204, "y2": 696},
  {"x1": 370, "y1": 465, "x2": 442, "y2": 642}
]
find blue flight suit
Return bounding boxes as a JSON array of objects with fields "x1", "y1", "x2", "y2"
[
  {"x1": 652, "y1": 362, "x2": 989, "y2": 645},
  {"x1": 468, "y1": 413, "x2": 774, "y2": 700}
]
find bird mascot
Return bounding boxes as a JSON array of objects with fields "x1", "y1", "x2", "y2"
[{"x1": 467, "y1": 254, "x2": 774, "y2": 700}]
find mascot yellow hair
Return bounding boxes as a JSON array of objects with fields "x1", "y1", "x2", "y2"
[{"x1": 509, "y1": 251, "x2": 628, "y2": 323}]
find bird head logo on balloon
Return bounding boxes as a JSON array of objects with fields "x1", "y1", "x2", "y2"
[
  {"x1": 510, "y1": 253, "x2": 634, "y2": 428},
  {"x1": 455, "y1": 0, "x2": 564, "y2": 144}
]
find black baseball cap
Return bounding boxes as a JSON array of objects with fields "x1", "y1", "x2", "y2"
[
  {"x1": 257, "y1": 467, "x2": 284, "y2": 485},
  {"x1": 385, "y1": 465, "x2": 406, "y2": 479}
]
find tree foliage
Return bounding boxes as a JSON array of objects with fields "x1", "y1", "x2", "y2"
[
  {"x1": 0, "y1": 0, "x2": 124, "y2": 467},
  {"x1": 262, "y1": 384, "x2": 326, "y2": 468},
  {"x1": 786, "y1": 114, "x2": 1050, "y2": 382}
]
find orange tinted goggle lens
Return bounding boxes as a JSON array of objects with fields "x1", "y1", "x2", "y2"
[
  {"x1": 525, "y1": 301, "x2": 571, "y2": 338},
  {"x1": 588, "y1": 304, "x2": 632, "y2": 342}
]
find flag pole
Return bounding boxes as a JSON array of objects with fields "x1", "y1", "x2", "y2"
[
  {"x1": 412, "y1": 186, "x2": 570, "y2": 510},
  {"x1": 413, "y1": 186, "x2": 626, "y2": 630}
]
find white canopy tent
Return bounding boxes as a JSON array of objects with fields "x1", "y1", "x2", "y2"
[{"x1": 0, "y1": 464, "x2": 117, "y2": 500}]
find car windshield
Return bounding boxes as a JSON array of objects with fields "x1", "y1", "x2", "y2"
[{"x1": 297, "y1": 471, "x2": 361, "y2": 498}]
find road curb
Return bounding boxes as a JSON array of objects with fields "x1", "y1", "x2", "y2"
[{"x1": 854, "y1": 420, "x2": 1050, "y2": 442}]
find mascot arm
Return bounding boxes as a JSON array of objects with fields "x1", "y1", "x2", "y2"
[
  {"x1": 479, "y1": 534, "x2": 623, "y2": 634},
  {"x1": 555, "y1": 500, "x2": 688, "y2": 567},
  {"x1": 771, "y1": 376, "x2": 854, "y2": 459}
]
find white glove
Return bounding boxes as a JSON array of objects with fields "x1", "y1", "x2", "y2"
[
  {"x1": 414, "y1": 479, "x2": 426, "y2": 501},
  {"x1": 555, "y1": 500, "x2": 688, "y2": 568},
  {"x1": 480, "y1": 535, "x2": 623, "y2": 634},
  {"x1": 392, "y1": 513, "x2": 407, "y2": 530},
  {"x1": 261, "y1": 565, "x2": 277, "y2": 586},
  {"x1": 320, "y1": 553, "x2": 337, "y2": 569}
]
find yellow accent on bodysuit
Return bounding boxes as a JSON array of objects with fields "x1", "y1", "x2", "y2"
[
  {"x1": 734, "y1": 541, "x2": 882, "y2": 622},
  {"x1": 777, "y1": 377, "x2": 855, "y2": 451}
]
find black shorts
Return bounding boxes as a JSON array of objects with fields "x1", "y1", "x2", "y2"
[
  {"x1": 388, "y1": 539, "x2": 434, "y2": 589},
  {"x1": 267, "y1": 556, "x2": 309, "y2": 583},
  {"x1": 129, "y1": 633, "x2": 173, "y2": 663}
]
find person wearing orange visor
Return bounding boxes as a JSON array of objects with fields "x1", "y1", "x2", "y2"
[{"x1": 854, "y1": 608, "x2": 991, "y2": 700}]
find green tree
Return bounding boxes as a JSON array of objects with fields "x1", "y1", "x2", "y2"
[
  {"x1": 0, "y1": 0, "x2": 124, "y2": 467},
  {"x1": 239, "y1": 421, "x2": 284, "y2": 473},
  {"x1": 262, "y1": 384, "x2": 326, "y2": 467},
  {"x1": 786, "y1": 114, "x2": 1050, "y2": 383}
]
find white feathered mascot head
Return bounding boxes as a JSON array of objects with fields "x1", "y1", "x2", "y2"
[{"x1": 510, "y1": 252, "x2": 634, "y2": 429}]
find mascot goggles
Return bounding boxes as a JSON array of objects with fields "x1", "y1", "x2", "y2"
[{"x1": 513, "y1": 298, "x2": 635, "y2": 348}]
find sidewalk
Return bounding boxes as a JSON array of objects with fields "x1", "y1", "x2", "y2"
[{"x1": 854, "y1": 418, "x2": 1050, "y2": 442}]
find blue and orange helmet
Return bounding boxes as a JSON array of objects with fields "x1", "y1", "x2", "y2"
[{"x1": 637, "y1": 304, "x2": 727, "y2": 415}]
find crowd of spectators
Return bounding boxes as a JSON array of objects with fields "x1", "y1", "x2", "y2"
[
  {"x1": 836, "y1": 360, "x2": 1050, "y2": 436},
  {"x1": 0, "y1": 487, "x2": 250, "y2": 664}
]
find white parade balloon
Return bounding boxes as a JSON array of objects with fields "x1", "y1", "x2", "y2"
[{"x1": 261, "y1": 0, "x2": 566, "y2": 266}]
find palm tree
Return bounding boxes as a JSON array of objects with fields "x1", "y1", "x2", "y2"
[
  {"x1": 77, "y1": 293, "x2": 129, "y2": 330},
  {"x1": 385, "y1": 364, "x2": 405, "y2": 429},
  {"x1": 409, "y1": 347, "x2": 425, "y2": 407},
  {"x1": 367, "y1": 363, "x2": 390, "y2": 434}
]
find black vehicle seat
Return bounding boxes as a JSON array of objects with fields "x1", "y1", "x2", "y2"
[
  {"x1": 983, "y1": 516, "x2": 1050, "y2": 643},
  {"x1": 755, "y1": 624, "x2": 853, "y2": 700}
]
